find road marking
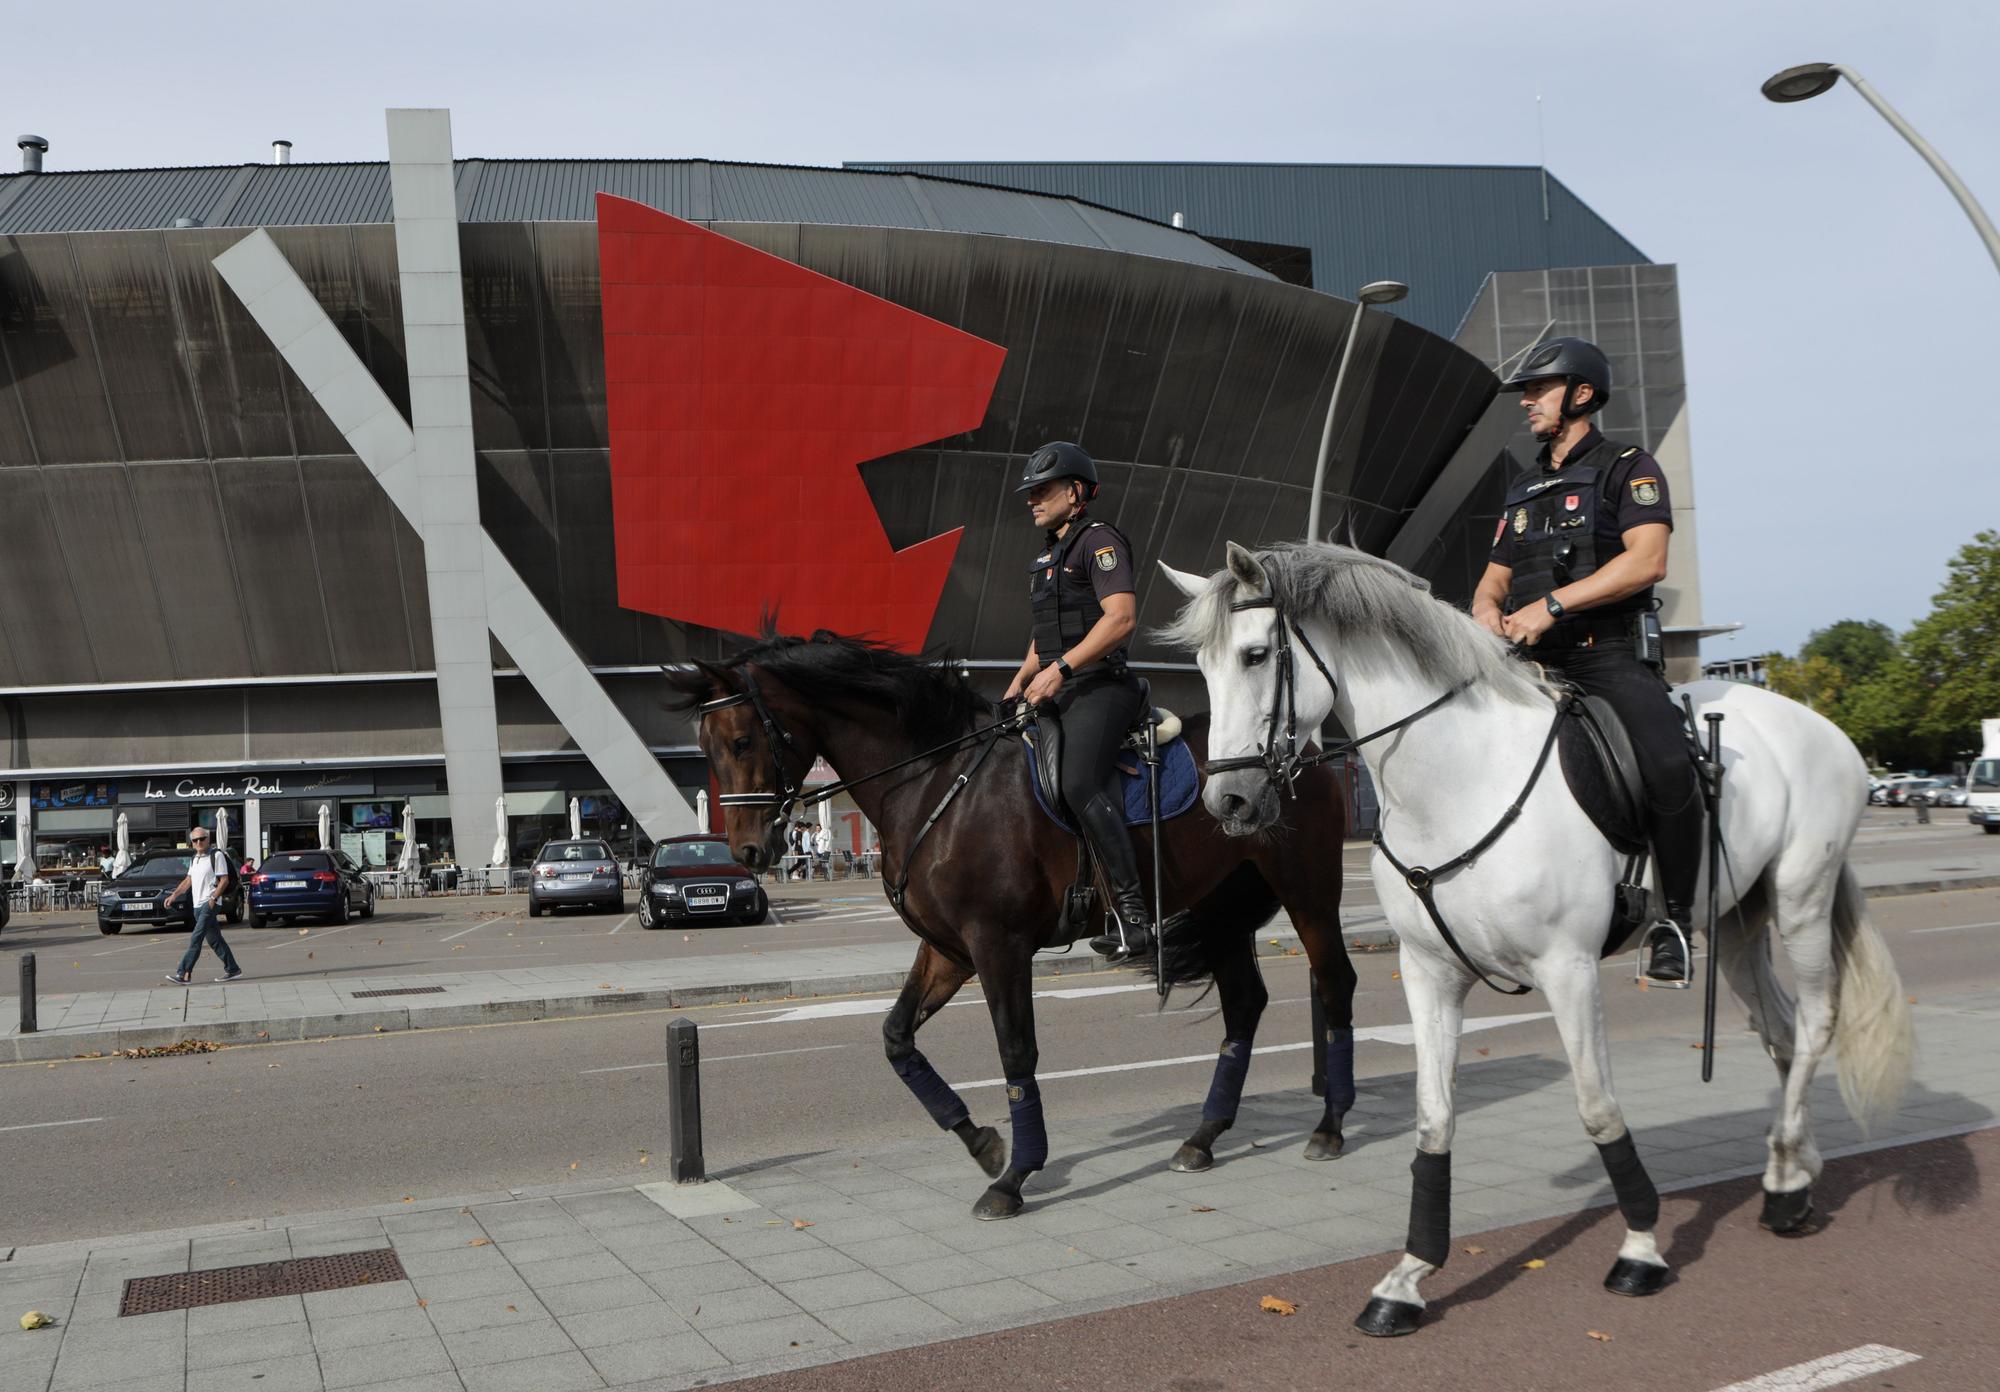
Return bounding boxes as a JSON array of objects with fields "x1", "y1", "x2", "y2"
[
  {"x1": 1910, "y1": 919, "x2": 2000, "y2": 935},
  {"x1": 580, "y1": 1043, "x2": 847, "y2": 1074},
  {"x1": 1709, "y1": 1344, "x2": 1921, "y2": 1391},
  {"x1": 92, "y1": 940, "x2": 162, "y2": 957},
  {"x1": 438, "y1": 917, "x2": 506, "y2": 943},
  {"x1": 262, "y1": 923, "x2": 362, "y2": 950},
  {"x1": 958, "y1": 1012, "x2": 1551, "y2": 1089},
  {"x1": 0, "y1": 1117, "x2": 105, "y2": 1134},
  {"x1": 708, "y1": 979, "x2": 1161, "y2": 1029},
  {"x1": 608, "y1": 914, "x2": 634, "y2": 935}
]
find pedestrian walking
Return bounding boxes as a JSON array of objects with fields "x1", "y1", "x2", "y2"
[
  {"x1": 812, "y1": 821, "x2": 833, "y2": 879},
  {"x1": 162, "y1": 829, "x2": 243, "y2": 984}
]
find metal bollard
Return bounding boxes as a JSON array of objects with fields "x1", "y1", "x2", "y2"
[
  {"x1": 1309, "y1": 971, "x2": 1326, "y2": 1097},
  {"x1": 18, "y1": 951, "x2": 37, "y2": 1034},
  {"x1": 666, "y1": 1017, "x2": 704, "y2": 1184}
]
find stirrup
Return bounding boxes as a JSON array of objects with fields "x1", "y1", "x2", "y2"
[
  {"x1": 1634, "y1": 919, "x2": 1692, "y2": 989},
  {"x1": 1089, "y1": 912, "x2": 1150, "y2": 964}
]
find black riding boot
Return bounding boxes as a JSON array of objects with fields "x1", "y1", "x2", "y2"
[
  {"x1": 1643, "y1": 785, "x2": 1706, "y2": 984},
  {"x1": 1078, "y1": 791, "x2": 1156, "y2": 964}
]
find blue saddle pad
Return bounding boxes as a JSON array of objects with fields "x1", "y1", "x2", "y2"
[{"x1": 1023, "y1": 729, "x2": 1200, "y2": 833}]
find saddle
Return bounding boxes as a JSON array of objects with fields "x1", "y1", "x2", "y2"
[{"x1": 1022, "y1": 682, "x2": 1196, "y2": 942}]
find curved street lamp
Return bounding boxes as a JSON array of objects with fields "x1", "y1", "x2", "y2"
[
  {"x1": 1762, "y1": 61, "x2": 2000, "y2": 275},
  {"x1": 1306, "y1": 280, "x2": 1409, "y2": 542}
]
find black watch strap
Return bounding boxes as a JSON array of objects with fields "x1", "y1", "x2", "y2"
[
  {"x1": 1544, "y1": 594, "x2": 1566, "y2": 619},
  {"x1": 1054, "y1": 657, "x2": 1074, "y2": 677}
]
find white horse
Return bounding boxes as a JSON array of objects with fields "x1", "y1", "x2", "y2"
[{"x1": 1162, "y1": 541, "x2": 1913, "y2": 1337}]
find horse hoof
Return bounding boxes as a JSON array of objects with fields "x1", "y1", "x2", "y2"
[
  {"x1": 1168, "y1": 1144, "x2": 1214, "y2": 1173},
  {"x1": 1353, "y1": 1297, "x2": 1423, "y2": 1337},
  {"x1": 1604, "y1": 1257, "x2": 1669, "y2": 1297},
  {"x1": 1759, "y1": 1186, "x2": 1816, "y2": 1236},
  {"x1": 1303, "y1": 1130, "x2": 1345, "y2": 1161},
  {"x1": 973, "y1": 1185, "x2": 1025, "y2": 1221},
  {"x1": 968, "y1": 1126, "x2": 1007, "y2": 1180}
]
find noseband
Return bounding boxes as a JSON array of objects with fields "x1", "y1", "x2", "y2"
[
  {"x1": 697, "y1": 667, "x2": 807, "y2": 826},
  {"x1": 1204, "y1": 590, "x2": 1468, "y2": 793}
]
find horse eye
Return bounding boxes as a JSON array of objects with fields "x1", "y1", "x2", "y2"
[
  {"x1": 1242, "y1": 647, "x2": 1269, "y2": 668},
  {"x1": 731, "y1": 736, "x2": 752, "y2": 756}
]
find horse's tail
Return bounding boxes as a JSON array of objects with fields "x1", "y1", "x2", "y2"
[
  {"x1": 1830, "y1": 862, "x2": 1914, "y2": 1130},
  {"x1": 1142, "y1": 862, "x2": 1283, "y2": 991}
]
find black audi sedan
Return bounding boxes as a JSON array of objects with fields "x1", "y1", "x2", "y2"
[
  {"x1": 97, "y1": 849, "x2": 245, "y2": 935},
  {"x1": 639, "y1": 835, "x2": 769, "y2": 928}
]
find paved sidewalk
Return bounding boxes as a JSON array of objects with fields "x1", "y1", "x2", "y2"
[
  {"x1": 3, "y1": 994, "x2": 1993, "y2": 1392},
  {"x1": 4, "y1": 850, "x2": 1993, "y2": 1061}
]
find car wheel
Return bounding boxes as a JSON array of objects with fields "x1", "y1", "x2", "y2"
[
  {"x1": 99, "y1": 918, "x2": 122, "y2": 936},
  {"x1": 331, "y1": 895, "x2": 349, "y2": 926},
  {"x1": 249, "y1": 911, "x2": 268, "y2": 929},
  {"x1": 528, "y1": 896, "x2": 543, "y2": 918},
  {"x1": 638, "y1": 896, "x2": 654, "y2": 929},
  {"x1": 360, "y1": 889, "x2": 376, "y2": 920}
]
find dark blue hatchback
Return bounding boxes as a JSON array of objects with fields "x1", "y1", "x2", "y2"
[{"x1": 247, "y1": 850, "x2": 376, "y2": 927}]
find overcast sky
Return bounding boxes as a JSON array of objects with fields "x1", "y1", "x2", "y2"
[{"x1": 12, "y1": 0, "x2": 1996, "y2": 658}]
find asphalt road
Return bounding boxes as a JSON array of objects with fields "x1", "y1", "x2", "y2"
[
  {"x1": 2, "y1": 884, "x2": 1994, "y2": 1249},
  {"x1": 1, "y1": 810, "x2": 1988, "y2": 998}
]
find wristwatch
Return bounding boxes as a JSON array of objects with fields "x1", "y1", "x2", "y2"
[
  {"x1": 1054, "y1": 657, "x2": 1074, "y2": 677},
  {"x1": 1544, "y1": 594, "x2": 1567, "y2": 619}
]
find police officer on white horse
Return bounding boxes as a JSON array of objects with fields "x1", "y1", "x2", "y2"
[
  {"x1": 1472, "y1": 339, "x2": 1701, "y2": 982},
  {"x1": 1003, "y1": 442, "x2": 1156, "y2": 965}
]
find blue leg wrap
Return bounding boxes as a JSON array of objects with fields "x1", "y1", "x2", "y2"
[
  {"x1": 1005, "y1": 1077, "x2": 1049, "y2": 1173},
  {"x1": 892, "y1": 1050, "x2": 970, "y2": 1131},
  {"x1": 1324, "y1": 1026, "x2": 1356, "y2": 1114},
  {"x1": 1203, "y1": 1039, "x2": 1255, "y2": 1122}
]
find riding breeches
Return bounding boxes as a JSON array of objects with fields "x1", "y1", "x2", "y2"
[
  {"x1": 1050, "y1": 671, "x2": 1146, "y2": 817},
  {"x1": 1536, "y1": 645, "x2": 1703, "y2": 915}
]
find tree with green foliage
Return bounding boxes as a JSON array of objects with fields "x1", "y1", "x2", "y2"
[
  {"x1": 1799, "y1": 619, "x2": 1898, "y2": 685},
  {"x1": 1761, "y1": 652, "x2": 1844, "y2": 714},
  {"x1": 1904, "y1": 530, "x2": 2000, "y2": 758}
]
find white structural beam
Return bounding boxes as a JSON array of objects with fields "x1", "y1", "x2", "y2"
[{"x1": 212, "y1": 229, "x2": 696, "y2": 842}]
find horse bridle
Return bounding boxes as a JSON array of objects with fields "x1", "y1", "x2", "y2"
[
  {"x1": 696, "y1": 667, "x2": 808, "y2": 828},
  {"x1": 1204, "y1": 590, "x2": 1468, "y2": 792}
]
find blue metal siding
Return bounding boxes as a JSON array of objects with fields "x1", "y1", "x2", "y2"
[{"x1": 848, "y1": 162, "x2": 1649, "y2": 337}]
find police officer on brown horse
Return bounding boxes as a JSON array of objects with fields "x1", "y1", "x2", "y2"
[
  {"x1": 1472, "y1": 338, "x2": 1702, "y2": 983},
  {"x1": 1004, "y1": 442, "x2": 1157, "y2": 965}
]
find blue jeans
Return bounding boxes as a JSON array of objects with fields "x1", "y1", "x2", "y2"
[{"x1": 176, "y1": 901, "x2": 241, "y2": 978}]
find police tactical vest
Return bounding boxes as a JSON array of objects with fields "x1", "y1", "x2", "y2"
[
  {"x1": 1502, "y1": 436, "x2": 1651, "y2": 623},
  {"x1": 1029, "y1": 518, "x2": 1131, "y2": 669}
]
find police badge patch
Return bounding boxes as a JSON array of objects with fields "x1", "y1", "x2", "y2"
[
  {"x1": 1512, "y1": 507, "x2": 1528, "y2": 535},
  {"x1": 1094, "y1": 546, "x2": 1118, "y2": 572},
  {"x1": 1631, "y1": 477, "x2": 1661, "y2": 506}
]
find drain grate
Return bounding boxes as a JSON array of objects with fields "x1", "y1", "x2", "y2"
[
  {"x1": 349, "y1": 986, "x2": 449, "y2": 999},
  {"x1": 121, "y1": 1248, "x2": 407, "y2": 1315}
]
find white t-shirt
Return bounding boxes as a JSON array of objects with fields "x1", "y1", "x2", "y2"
[
  {"x1": 813, "y1": 826, "x2": 832, "y2": 855},
  {"x1": 189, "y1": 849, "x2": 229, "y2": 908}
]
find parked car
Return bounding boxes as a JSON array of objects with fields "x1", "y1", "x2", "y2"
[
  {"x1": 528, "y1": 839, "x2": 625, "y2": 917},
  {"x1": 1887, "y1": 778, "x2": 1944, "y2": 807},
  {"x1": 1918, "y1": 778, "x2": 1969, "y2": 808},
  {"x1": 246, "y1": 850, "x2": 377, "y2": 927},
  {"x1": 639, "y1": 835, "x2": 769, "y2": 928},
  {"x1": 96, "y1": 849, "x2": 245, "y2": 935}
]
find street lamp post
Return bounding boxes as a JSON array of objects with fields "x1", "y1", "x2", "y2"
[
  {"x1": 1305, "y1": 280, "x2": 1409, "y2": 542},
  {"x1": 1762, "y1": 61, "x2": 2000, "y2": 276}
]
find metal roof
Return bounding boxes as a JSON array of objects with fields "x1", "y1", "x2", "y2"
[
  {"x1": 0, "y1": 158, "x2": 1267, "y2": 277},
  {"x1": 846, "y1": 161, "x2": 1650, "y2": 337}
]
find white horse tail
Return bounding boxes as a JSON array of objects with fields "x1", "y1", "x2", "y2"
[{"x1": 1830, "y1": 863, "x2": 1914, "y2": 1130}]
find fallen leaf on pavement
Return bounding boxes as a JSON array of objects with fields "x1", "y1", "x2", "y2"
[
  {"x1": 1259, "y1": 1296, "x2": 1298, "y2": 1316},
  {"x1": 21, "y1": 1310, "x2": 53, "y2": 1330},
  {"x1": 639, "y1": 1156, "x2": 649, "y2": 1165},
  {"x1": 569, "y1": 1162, "x2": 579, "y2": 1170},
  {"x1": 416, "y1": 1298, "x2": 427, "y2": 1308},
  {"x1": 1476, "y1": 1048, "x2": 1490, "y2": 1057},
  {"x1": 792, "y1": 1219, "x2": 814, "y2": 1230},
  {"x1": 1464, "y1": 1245, "x2": 1485, "y2": 1256},
  {"x1": 298, "y1": 928, "x2": 309, "y2": 935},
  {"x1": 1191, "y1": 1206, "x2": 1216, "y2": 1213},
  {"x1": 402, "y1": 1196, "x2": 414, "y2": 1203},
  {"x1": 306, "y1": 952, "x2": 314, "y2": 960},
  {"x1": 1391, "y1": 971, "x2": 1402, "y2": 980},
  {"x1": 1249, "y1": 1139, "x2": 1267, "y2": 1148},
  {"x1": 1691, "y1": 1043, "x2": 1705, "y2": 1050},
  {"x1": 468, "y1": 1239, "x2": 490, "y2": 1247},
  {"x1": 504, "y1": 1304, "x2": 517, "y2": 1313},
  {"x1": 1522, "y1": 1258, "x2": 1546, "y2": 1269},
  {"x1": 1587, "y1": 1330, "x2": 1613, "y2": 1341}
]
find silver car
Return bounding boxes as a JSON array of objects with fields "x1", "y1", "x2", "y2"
[{"x1": 527, "y1": 839, "x2": 625, "y2": 917}]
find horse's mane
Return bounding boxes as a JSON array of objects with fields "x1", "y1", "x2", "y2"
[
  {"x1": 662, "y1": 629, "x2": 994, "y2": 747},
  {"x1": 1159, "y1": 542, "x2": 1558, "y2": 709}
]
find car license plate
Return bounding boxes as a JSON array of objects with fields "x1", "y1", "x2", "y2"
[
  {"x1": 561, "y1": 872, "x2": 592, "y2": 882},
  {"x1": 688, "y1": 893, "x2": 726, "y2": 907},
  {"x1": 124, "y1": 902, "x2": 150, "y2": 912},
  {"x1": 279, "y1": 880, "x2": 308, "y2": 889}
]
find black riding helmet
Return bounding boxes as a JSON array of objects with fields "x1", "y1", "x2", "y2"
[
  {"x1": 1014, "y1": 441, "x2": 1099, "y2": 498},
  {"x1": 1502, "y1": 336, "x2": 1612, "y2": 420}
]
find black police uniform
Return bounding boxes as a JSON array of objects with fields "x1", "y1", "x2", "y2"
[
  {"x1": 1492, "y1": 427, "x2": 1703, "y2": 934},
  {"x1": 1027, "y1": 515, "x2": 1154, "y2": 953}
]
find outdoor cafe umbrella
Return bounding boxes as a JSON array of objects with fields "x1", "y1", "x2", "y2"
[
  {"x1": 317, "y1": 803, "x2": 332, "y2": 851},
  {"x1": 113, "y1": 812, "x2": 131, "y2": 876},
  {"x1": 14, "y1": 816, "x2": 35, "y2": 884},
  {"x1": 569, "y1": 796, "x2": 582, "y2": 840},
  {"x1": 695, "y1": 789, "x2": 709, "y2": 832},
  {"x1": 214, "y1": 807, "x2": 230, "y2": 857},
  {"x1": 490, "y1": 795, "x2": 509, "y2": 868},
  {"x1": 398, "y1": 803, "x2": 419, "y2": 874}
]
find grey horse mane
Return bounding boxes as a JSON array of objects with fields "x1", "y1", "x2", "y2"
[{"x1": 1159, "y1": 542, "x2": 1558, "y2": 709}]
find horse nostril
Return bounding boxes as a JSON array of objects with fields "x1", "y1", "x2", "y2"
[{"x1": 1220, "y1": 793, "x2": 1248, "y2": 820}]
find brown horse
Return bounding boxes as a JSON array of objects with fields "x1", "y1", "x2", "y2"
[{"x1": 666, "y1": 631, "x2": 1356, "y2": 1219}]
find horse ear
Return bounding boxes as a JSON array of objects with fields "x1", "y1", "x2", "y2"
[
  {"x1": 1224, "y1": 541, "x2": 1268, "y2": 592},
  {"x1": 692, "y1": 660, "x2": 740, "y2": 697},
  {"x1": 1157, "y1": 561, "x2": 1208, "y2": 599}
]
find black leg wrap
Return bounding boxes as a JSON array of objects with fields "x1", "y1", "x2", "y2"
[
  {"x1": 1595, "y1": 1132, "x2": 1660, "y2": 1232},
  {"x1": 1405, "y1": 1150, "x2": 1451, "y2": 1270},
  {"x1": 1759, "y1": 1185, "x2": 1816, "y2": 1235}
]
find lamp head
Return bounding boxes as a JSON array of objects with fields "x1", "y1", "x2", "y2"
[
  {"x1": 1357, "y1": 280, "x2": 1409, "y2": 305},
  {"x1": 1762, "y1": 62, "x2": 1841, "y2": 103}
]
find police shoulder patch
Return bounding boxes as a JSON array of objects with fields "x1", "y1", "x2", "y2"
[
  {"x1": 1512, "y1": 507, "x2": 1528, "y2": 535},
  {"x1": 1630, "y1": 477, "x2": 1661, "y2": 506},
  {"x1": 1094, "y1": 545, "x2": 1119, "y2": 572}
]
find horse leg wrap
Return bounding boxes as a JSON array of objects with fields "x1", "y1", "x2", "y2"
[
  {"x1": 1596, "y1": 1132, "x2": 1660, "y2": 1232},
  {"x1": 892, "y1": 1049, "x2": 970, "y2": 1131},
  {"x1": 1202, "y1": 1039, "x2": 1255, "y2": 1123},
  {"x1": 1324, "y1": 1026, "x2": 1357, "y2": 1115},
  {"x1": 1005, "y1": 1078, "x2": 1049, "y2": 1174},
  {"x1": 1405, "y1": 1150, "x2": 1451, "y2": 1269}
]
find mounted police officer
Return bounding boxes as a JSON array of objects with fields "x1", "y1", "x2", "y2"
[
  {"x1": 1471, "y1": 338, "x2": 1702, "y2": 984},
  {"x1": 1003, "y1": 442, "x2": 1156, "y2": 965}
]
